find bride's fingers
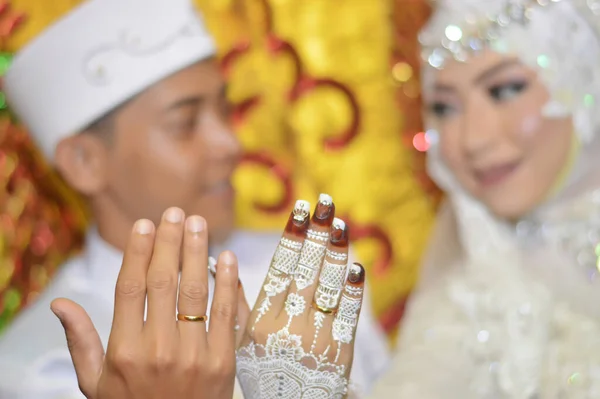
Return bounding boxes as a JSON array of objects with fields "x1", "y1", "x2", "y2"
[
  {"x1": 306, "y1": 219, "x2": 349, "y2": 356},
  {"x1": 249, "y1": 200, "x2": 310, "y2": 332},
  {"x1": 331, "y1": 263, "x2": 366, "y2": 365},
  {"x1": 313, "y1": 218, "x2": 349, "y2": 315},
  {"x1": 289, "y1": 194, "x2": 335, "y2": 305}
]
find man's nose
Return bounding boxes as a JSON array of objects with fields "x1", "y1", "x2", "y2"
[{"x1": 204, "y1": 114, "x2": 242, "y2": 163}]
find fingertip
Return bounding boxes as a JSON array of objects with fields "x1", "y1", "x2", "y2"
[
  {"x1": 50, "y1": 298, "x2": 79, "y2": 319},
  {"x1": 219, "y1": 250, "x2": 238, "y2": 267},
  {"x1": 50, "y1": 298, "x2": 65, "y2": 319},
  {"x1": 215, "y1": 251, "x2": 239, "y2": 282},
  {"x1": 330, "y1": 218, "x2": 349, "y2": 247},
  {"x1": 348, "y1": 263, "x2": 366, "y2": 284},
  {"x1": 163, "y1": 207, "x2": 185, "y2": 224},
  {"x1": 133, "y1": 219, "x2": 155, "y2": 235},
  {"x1": 185, "y1": 215, "x2": 206, "y2": 235},
  {"x1": 286, "y1": 199, "x2": 311, "y2": 235}
]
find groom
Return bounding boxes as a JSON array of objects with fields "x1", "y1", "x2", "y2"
[{"x1": 0, "y1": 0, "x2": 390, "y2": 397}]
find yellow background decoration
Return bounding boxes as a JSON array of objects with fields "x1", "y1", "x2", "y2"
[
  {"x1": 197, "y1": 0, "x2": 436, "y2": 337},
  {"x1": 0, "y1": 0, "x2": 436, "y2": 337}
]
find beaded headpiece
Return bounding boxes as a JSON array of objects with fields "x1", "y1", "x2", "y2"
[{"x1": 421, "y1": 0, "x2": 600, "y2": 143}]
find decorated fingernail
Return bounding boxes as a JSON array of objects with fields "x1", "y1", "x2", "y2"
[
  {"x1": 313, "y1": 220, "x2": 349, "y2": 313},
  {"x1": 332, "y1": 263, "x2": 364, "y2": 357},
  {"x1": 330, "y1": 218, "x2": 348, "y2": 247},
  {"x1": 285, "y1": 199, "x2": 311, "y2": 236},
  {"x1": 348, "y1": 263, "x2": 366, "y2": 284},
  {"x1": 293, "y1": 200, "x2": 310, "y2": 222},
  {"x1": 312, "y1": 193, "x2": 335, "y2": 226}
]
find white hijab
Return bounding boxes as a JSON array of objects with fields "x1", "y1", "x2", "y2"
[{"x1": 420, "y1": 0, "x2": 600, "y2": 318}]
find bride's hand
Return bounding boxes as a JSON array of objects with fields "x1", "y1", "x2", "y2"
[
  {"x1": 236, "y1": 195, "x2": 366, "y2": 398},
  {"x1": 51, "y1": 208, "x2": 240, "y2": 399}
]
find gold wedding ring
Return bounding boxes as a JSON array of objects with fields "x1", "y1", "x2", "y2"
[
  {"x1": 312, "y1": 302, "x2": 336, "y2": 315},
  {"x1": 177, "y1": 314, "x2": 208, "y2": 322}
]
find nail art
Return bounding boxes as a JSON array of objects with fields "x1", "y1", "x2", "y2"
[
  {"x1": 313, "y1": 219, "x2": 349, "y2": 313},
  {"x1": 332, "y1": 263, "x2": 365, "y2": 361},
  {"x1": 285, "y1": 200, "x2": 311, "y2": 237},
  {"x1": 347, "y1": 263, "x2": 366, "y2": 284},
  {"x1": 330, "y1": 218, "x2": 349, "y2": 247},
  {"x1": 312, "y1": 193, "x2": 335, "y2": 226}
]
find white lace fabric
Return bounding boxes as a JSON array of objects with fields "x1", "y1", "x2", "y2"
[
  {"x1": 236, "y1": 329, "x2": 348, "y2": 399},
  {"x1": 371, "y1": 1, "x2": 600, "y2": 398}
]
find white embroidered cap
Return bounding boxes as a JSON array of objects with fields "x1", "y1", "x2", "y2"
[{"x1": 3, "y1": 0, "x2": 216, "y2": 160}]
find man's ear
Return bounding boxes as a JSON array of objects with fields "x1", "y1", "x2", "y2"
[{"x1": 54, "y1": 133, "x2": 110, "y2": 196}]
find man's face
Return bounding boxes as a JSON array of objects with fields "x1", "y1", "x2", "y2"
[{"x1": 103, "y1": 59, "x2": 241, "y2": 244}]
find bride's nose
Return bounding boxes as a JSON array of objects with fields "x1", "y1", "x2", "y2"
[{"x1": 461, "y1": 98, "x2": 503, "y2": 158}]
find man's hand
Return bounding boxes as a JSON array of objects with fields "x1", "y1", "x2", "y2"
[{"x1": 51, "y1": 207, "x2": 240, "y2": 399}]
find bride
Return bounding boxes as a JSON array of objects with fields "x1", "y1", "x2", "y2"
[{"x1": 370, "y1": 0, "x2": 600, "y2": 397}]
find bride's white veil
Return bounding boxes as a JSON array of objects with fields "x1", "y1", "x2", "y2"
[
  {"x1": 377, "y1": 2, "x2": 600, "y2": 396},
  {"x1": 419, "y1": 0, "x2": 600, "y2": 275}
]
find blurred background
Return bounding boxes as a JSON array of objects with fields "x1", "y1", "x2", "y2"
[{"x1": 0, "y1": 0, "x2": 438, "y2": 341}]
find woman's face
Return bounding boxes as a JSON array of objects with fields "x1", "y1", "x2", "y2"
[{"x1": 427, "y1": 50, "x2": 574, "y2": 219}]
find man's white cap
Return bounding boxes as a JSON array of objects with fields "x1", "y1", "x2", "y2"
[{"x1": 4, "y1": 0, "x2": 216, "y2": 160}]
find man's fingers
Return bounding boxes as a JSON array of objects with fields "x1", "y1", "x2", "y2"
[
  {"x1": 111, "y1": 219, "x2": 155, "y2": 340},
  {"x1": 146, "y1": 207, "x2": 185, "y2": 330},
  {"x1": 208, "y1": 251, "x2": 239, "y2": 355},
  {"x1": 248, "y1": 200, "x2": 310, "y2": 331},
  {"x1": 178, "y1": 215, "x2": 210, "y2": 345},
  {"x1": 51, "y1": 298, "x2": 104, "y2": 399},
  {"x1": 331, "y1": 263, "x2": 366, "y2": 365}
]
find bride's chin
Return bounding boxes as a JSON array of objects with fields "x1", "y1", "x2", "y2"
[{"x1": 479, "y1": 191, "x2": 542, "y2": 222}]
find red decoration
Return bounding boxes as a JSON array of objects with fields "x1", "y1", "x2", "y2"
[
  {"x1": 239, "y1": 151, "x2": 293, "y2": 213},
  {"x1": 0, "y1": 0, "x2": 25, "y2": 47},
  {"x1": 266, "y1": 34, "x2": 361, "y2": 150},
  {"x1": 220, "y1": 41, "x2": 251, "y2": 76},
  {"x1": 378, "y1": 294, "x2": 409, "y2": 334},
  {"x1": 345, "y1": 217, "x2": 393, "y2": 277}
]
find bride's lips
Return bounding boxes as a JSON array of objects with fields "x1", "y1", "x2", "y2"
[{"x1": 473, "y1": 162, "x2": 520, "y2": 187}]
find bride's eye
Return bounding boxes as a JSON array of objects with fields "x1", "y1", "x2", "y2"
[
  {"x1": 488, "y1": 81, "x2": 529, "y2": 102},
  {"x1": 428, "y1": 101, "x2": 456, "y2": 118}
]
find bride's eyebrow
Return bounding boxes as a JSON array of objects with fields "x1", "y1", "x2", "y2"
[
  {"x1": 432, "y1": 82, "x2": 456, "y2": 94},
  {"x1": 473, "y1": 59, "x2": 521, "y2": 84}
]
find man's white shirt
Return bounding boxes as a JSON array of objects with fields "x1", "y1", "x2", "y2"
[{"x1": 0, "y1": 228, "x2": 390, "y2": 398}]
